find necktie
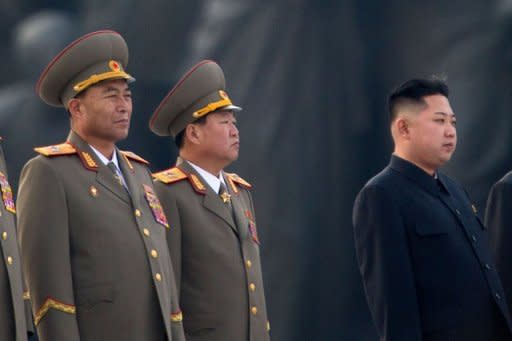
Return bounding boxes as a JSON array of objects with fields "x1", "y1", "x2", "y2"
[{"x1": 107, "y1": 161, "x2": 123, "y2": 187}]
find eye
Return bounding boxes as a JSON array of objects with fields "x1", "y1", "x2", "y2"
[{"x1": 434, "y1": 118, "x2": 445, "y2": 123}]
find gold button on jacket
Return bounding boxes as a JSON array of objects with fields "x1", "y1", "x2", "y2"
[
  {"x1": 0, "y1": 141, "x2": 32, "y2": 340},
  {"x1": 154, "y1": 159, "x2": 269, "y2": 341},
  {"x1": 18, "y1": 132, "x2": 184, "y2": 341}
]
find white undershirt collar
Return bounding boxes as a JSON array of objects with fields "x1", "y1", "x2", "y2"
[{"x1": 188, "y1": 161, "x2": 226, "y2": 194}]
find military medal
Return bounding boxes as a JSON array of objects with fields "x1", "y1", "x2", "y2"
[
  {"x1": 248, "y1": 220, "x2": 259, "y2": 244},
  {"x1": 245, "y1": 210, "x2": 259, "y2": 244},
  {"x1": 220, "y1": 191, "x2": 231, "y2": 204},
  {"x1": 0, "y1": 172, "x2": 15, "y2": 213},
  {"x1": 143, "y1": 184, "x2": 169, "y2": 228}
]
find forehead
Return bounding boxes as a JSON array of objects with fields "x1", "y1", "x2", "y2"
[
  {"x1": 88, "y1": 78, "x2": 130, "y2": 92},
  {"x1": 208, "y1": 109, "x2": 236, "y2": 119},
  {"x1": 421, "y1": 94, "x2": 454, "y2": 116}
]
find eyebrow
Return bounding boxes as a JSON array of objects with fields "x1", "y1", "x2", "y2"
[
  {"x1": 434, "y1": 112, "x2": 456, "y2": 118},
  {"x1": 102, "y1": 86, "x2": 131, "y2": 94}
]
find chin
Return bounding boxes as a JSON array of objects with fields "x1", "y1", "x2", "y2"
[
  {"x1": 113, "y1": 132, "x2": 129, "y2": 142},
  {"x1": 438, "y1": 156, "x2": 452, "y2": 167}
]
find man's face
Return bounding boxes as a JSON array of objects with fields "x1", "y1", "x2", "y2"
[
  {"x1": 76, "y1": 79, "x2": 132, "y2": 143},
  {"x1": 195, "y1": 110, "x2": 240, "y2": 166},
  {"x1": 408, "y1": 94, "x2": 457, "y2": 170}
]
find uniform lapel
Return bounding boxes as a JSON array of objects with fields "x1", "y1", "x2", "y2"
[
  {"x1": 117, "y1": 150, "x2": 143, "y2": 209},
  {"x1": 227, "y1": 178, "x2": 249, "y2": 240},
  {"x1": 96, "y1": 166, "x2": 131, "y2": 204},
  {"x1": 203, "y1": 191, "x2": 238, "y2": 234},
  {"x1": 179, "y1": 161, "x2": 238, "y2": 234},
  {"x1": 67, "y1": 131, "x2": 130, "y2": 204}
]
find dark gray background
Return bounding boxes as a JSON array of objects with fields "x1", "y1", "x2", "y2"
[{"x1": 3, "y1": 1, "x2": 511, "y2": 340}]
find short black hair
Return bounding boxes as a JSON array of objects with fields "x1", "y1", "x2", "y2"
[
  {"x1": 388, "y1": 77, "x2": 449, "y2": 122},
  {"x1": 174, "y1": 115, "x2": 208, "y2": 149}
]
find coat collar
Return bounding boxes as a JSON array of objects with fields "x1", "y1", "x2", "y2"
[
  {"x1": 389, "y1": 155, "x2": 448, "y2": 196},
  {"x1": 67, "y1": 131, "x2": 132, "y2": 203},
  {"x1": 178, "y1": 159, "x2": 241, "y2": 235}
]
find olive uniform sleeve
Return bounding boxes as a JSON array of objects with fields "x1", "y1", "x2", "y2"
[
  {"x1": 154, "y1": 182, "x2": 182, "y2": 292},
  {"x1": 17, "y1": 157, "x2": 80, "y2": 341},
  {"x1": 23, "y1": 278, "x2": 35, "y2": 337},
  {"x1": 153, "y1": 181, "x2": 185, "y2": 340}
]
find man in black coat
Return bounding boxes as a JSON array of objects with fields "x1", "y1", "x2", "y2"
[
  {"x1": 486, "y1": 161, "x2": 512, "y2": 318},
  {"x1": 353, "y1": 78, "x2": 512, "y2": 340}
]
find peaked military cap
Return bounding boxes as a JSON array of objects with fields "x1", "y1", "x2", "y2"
[
  {"x1": 36, "y1": 30, "x2": 135, "y2": 108},
  {"x1": 149, "y1": 60, "x2": 242, "y2": 137}
]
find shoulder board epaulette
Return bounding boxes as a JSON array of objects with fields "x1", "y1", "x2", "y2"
[
  {"x1": 153, "y1": 167, "x2": 188, "y2": 184},
  {"x1": 120, "y1": 150, "x2": 149, "y2": 164},
  {"x1": 34, "y1": 142, "x2": 76, "y2": 157},
  {"x1": 226, "y1": 173, "x2": 252, "y2": 189}
]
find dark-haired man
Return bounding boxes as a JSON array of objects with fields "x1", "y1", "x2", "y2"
[
  {"x1": 149, "y1": 60, "x2": 270, "y2": 341},
  {"x1": 353, "y1": 78, "x2": 512, "y2": 340},
  {"x1": 486, "y1": 153, "x2": 512, "y2": 317},
  {"x1": 17, "y1": 30, "x2": 184, "y2": 341}
]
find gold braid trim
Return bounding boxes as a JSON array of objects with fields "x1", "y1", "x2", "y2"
[
  {"x1": 171, "y1": 311, "x2": 183, "y2": 322},
  {"x1": 35, "y1": 297, "x2": 76, "y2": 326},
  {"x1": 23, "y1": 291, "x2": 30, "y2": 300}
]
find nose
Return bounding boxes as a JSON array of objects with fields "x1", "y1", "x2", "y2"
[
  {"x1": 230, "y1": 123, "x2": 239, "y2": 137},
  {"x1": 445, "y1": 123, "x2": 456, "y2": 137},
  {"x1": 117, "y1": 96, "x2": 131, "y2": 113}
]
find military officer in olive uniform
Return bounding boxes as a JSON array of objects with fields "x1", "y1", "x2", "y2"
[
  {"x1": 0, "y1": 139, "x2": 32, "y2": 340},
  {"x1": 149, "y1": 60, "x2": 270, "y2": 341},
  {"x1": 17, "y1": 30, "x2": 184, "y2": 341}
]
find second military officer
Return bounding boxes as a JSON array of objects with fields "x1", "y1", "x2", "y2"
[{"x1": 150, "y1": 60, "x2": 270, "y2": 341}]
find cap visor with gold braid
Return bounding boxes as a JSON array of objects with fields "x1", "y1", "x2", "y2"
[
  {"x1": 36, "y1": 30, "x2": 135, "y2": 108},
  {"x1": 149, "y1": 60, "x2": 241, "y2": 137}
]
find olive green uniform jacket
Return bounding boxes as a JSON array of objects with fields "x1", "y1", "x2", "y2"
[
  {"x1": 153, "y1": 159, "x2": 270, "y2": 341},
  {"x1": 0, "y1": 140, "x2": 31, "y2": 340},
  {"x1": 17, "y1": 131, "x2": 184, "y2": 341}
]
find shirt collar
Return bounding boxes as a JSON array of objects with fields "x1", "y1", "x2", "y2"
[
  {"x1": 188, "y1": 161, "x2": 226, "y2": 194},
  {"x1": 89, "y1": 145, "x2": 120, "y2": 169}
]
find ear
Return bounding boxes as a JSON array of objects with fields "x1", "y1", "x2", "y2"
[
  {"x1": 67, "y1": 98, "x2": 84, "y2": 120},
  {"x1": 396, "y1": 117, "x2": 411, "y2": 139},
  {"x1": 184, "y1": 124, "x2": 202, "y2": 145}
]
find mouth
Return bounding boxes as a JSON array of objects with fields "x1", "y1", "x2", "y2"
[
  {"x1": 114, "y1": 118, "x2": 130, "y2": 125},
  {"x1": 442, "y1": 142, "x2": 455, "y2": 150}
]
